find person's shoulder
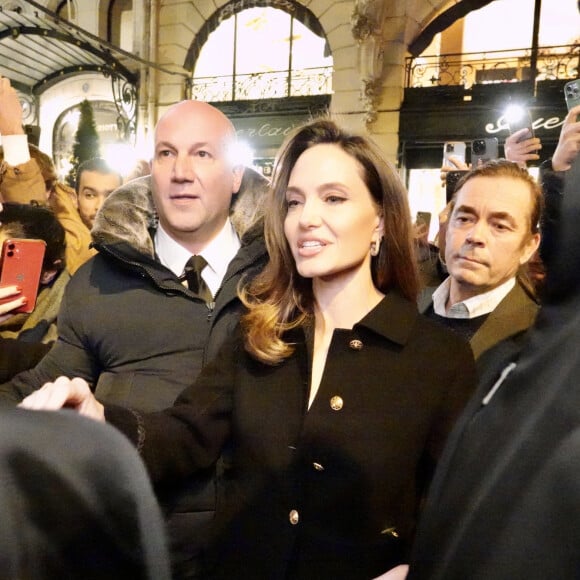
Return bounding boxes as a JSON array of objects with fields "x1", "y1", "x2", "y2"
[{"x1": 65, "y1": 252, "x2": 115, "y2": 291}]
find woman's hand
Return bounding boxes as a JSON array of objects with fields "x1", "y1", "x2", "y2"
[
  {"x1": 0, "y1": 285, "x2": 26, "y2": 322},
  {"x1": 19, "y1": 376, "x2": 105, "y2": 422}
]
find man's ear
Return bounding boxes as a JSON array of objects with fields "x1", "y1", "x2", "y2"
[
  {"x1": 232, "y1": 165, "x2": 245, "y2": 195},
  {"x1": 520, "y1": 232, "x2": 541, "y2": 265}
]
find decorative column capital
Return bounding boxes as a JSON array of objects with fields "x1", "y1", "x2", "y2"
[{"x1": 361, "y1": 77, "x2": 382, "y2": 127}]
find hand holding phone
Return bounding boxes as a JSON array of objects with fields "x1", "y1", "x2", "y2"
[
  {"x1": 0, "y1": 285, "x2": 26, "y2": 320},
  {"x1": 564, "y1": 80, "x2": 580, "y2": 121},
  {"x1": 552, "y1": 82, "x2": 580, "y2": 172},
  {"x1": 0, "y1": 239, "x2": 46, "y2": 314},
  {"x1": 443, "y1": 142, "x2": 466, "y2": 167},
  {"x1": 504, "y1": 130, "x2": 541, "y2": 168},
  {"x1": 415, "y1": 211, "x2": 432, "y2": 242}
]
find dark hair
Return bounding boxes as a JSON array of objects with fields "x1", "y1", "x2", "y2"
[
  {"x1": 240, "y1": 118, "x2": 418, "y2": 364},
  {"x1": 75, "y1": 158, "x2": 122, "y2": 193},
  {"x1": 0, "y1": 202, "x2": 66, "y2": 274},
  {"x1": 452, "y1": 159, "x2": 543, "y2": 234}
]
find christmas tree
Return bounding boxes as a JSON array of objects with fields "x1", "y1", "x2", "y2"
[{"x1": 67, "y1": 99, "x2": 101, "y2": 187}]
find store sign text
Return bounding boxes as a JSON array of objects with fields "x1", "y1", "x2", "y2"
[
  {"x1": 486, "y1": 114, "x2": 565, "y2": 135},
  {"x1": 235, "y1": 122, "x2": 297, "y2": 139}
]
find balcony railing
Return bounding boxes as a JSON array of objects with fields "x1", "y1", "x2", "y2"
[
  {"x1": 405, "y1": 44, "x2": 579, "y2": 89},
  {"x1": 191, "y1": 66, "x2": 333, "y2": 102}
]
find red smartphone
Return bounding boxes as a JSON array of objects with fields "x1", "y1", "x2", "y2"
[{"x1": 0, "y1": 239, "x2": 46, "y2": 314}]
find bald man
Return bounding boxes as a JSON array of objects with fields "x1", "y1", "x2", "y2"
[{"x1": 0, "y1": 101, "x2": 270, "y2": 578}]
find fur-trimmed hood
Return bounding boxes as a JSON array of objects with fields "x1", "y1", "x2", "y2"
[{"x1": 91, "y1": 168, "x2": 269, "y2": 256}]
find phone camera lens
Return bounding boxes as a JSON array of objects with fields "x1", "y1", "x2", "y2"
[
  {"x1": 472, "y1": 140, "x2": 486, "y2": 155},
  {"x1": 445, "y1": 143, "x2": 454, "y2": 153},
  {"x1": 7, "y1": 251, "x2": 14, "y2": 257},
  {"x1": 8, "y1": 243, "x2": 15, "y2": 250}
]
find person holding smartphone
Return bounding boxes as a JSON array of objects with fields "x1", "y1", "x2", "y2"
[
  {"x1": 504, "y1": 128, "x2": 542, "y2": 168},
  {"x1": 538, "y1": 104, "x2": 580, "y2": 274},
  {"x1": 0, "y1": 202, "x2": 57, "y2": 381},
  {"x1": 0, "y1": 202, "x2": 68, "y2": 348}
]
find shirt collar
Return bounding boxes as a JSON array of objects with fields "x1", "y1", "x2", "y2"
[
  {"x1": 432, "y1": 276, "x2": 516, "y2": 319},
  {"x1": 356, "y1": 291, "x2": 418, "y2": 346},
  {"x1": 154, "y1": 219, "x2": 241, "y2": 287},
  {"x1": 296, "y1": 291, "x2": 419, "y2": 349}
]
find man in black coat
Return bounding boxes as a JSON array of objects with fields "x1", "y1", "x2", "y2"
[
  {"x1": 0, "y1": 100, "x2": 269, "y2": 579},
  {"x1": 407, "y1": 103, "x2": 580, "y2": 579}
]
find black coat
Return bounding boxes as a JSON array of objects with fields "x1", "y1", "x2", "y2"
[
  {"x1": 0, "y1": 176, "x2": 268, "y2": 579},
  {"x1": 107, "y1": 291, "x2": 476, "y2": 580},
  {"x1": 0, "y1": 337, "x2": 50, "y2": 383}
]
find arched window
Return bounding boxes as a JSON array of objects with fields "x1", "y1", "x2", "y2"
[
  {"x1": 107, "y1": 0, "x2": 133, "y2": 49},
  {"x1": 191, "y1": 4, "x2": 332, "y2": 102},
  {"x1": 55, "y1": 0, "x2": 77, "y2": 21}
]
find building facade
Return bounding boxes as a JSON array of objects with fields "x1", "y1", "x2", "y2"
[{"x1": 1, "y1": 0, "x2": 577, "y2": 223}]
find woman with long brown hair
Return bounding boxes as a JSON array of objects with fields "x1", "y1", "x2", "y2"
[{"x1": 22, "y1": 119, "x2": 475, "y2": 579}]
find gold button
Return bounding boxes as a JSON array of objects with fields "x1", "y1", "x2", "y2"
[
  {"x1": 289, "y1": 509, "x2": 300, "y2": 525},
  {"x1": 312, "y1": 462, "x2": 324, "y2": 471},
  {"x1": 381, "y1": 526, "x2": 399, "y2": 538},
  {"x1": 330, "y1": 396, "x2": 344, "y2": 411},
  {"x1": 349, "y1": 339, "x2": 363, "y2": 350}
]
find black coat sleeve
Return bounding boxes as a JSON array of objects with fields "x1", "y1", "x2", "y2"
[
  {"x1": 0, "y1": 338, "x2": 51, "y2": 386},
  {"x1": 105, "y1": 333, "x2": 240, "y2": 485}
]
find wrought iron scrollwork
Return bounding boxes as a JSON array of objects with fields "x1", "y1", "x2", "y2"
[{"x1": 108, "y1": 72, "x2": 137, "y2": 142}]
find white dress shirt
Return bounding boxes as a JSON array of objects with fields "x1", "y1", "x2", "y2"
[
  {"x1": 154, "y1": 219, "x2": 241, "y2": 298},
  {"x1": 432, "y1": 276, "x2": 516, "y2": 319}
]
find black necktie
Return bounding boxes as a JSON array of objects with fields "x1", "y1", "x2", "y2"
[{"x1": 180, "y1": 255, "x2": 212, "y2": 303}]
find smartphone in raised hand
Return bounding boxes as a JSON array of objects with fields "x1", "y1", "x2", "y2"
[
  {"x1": 506, "y1": 106, "x2": 535, "y2": 143},
  {"x1": 443, "y1": 142, "x2": 466, "y2": 166},
  {"x1": 0, "y1": 239, "x2": 46, "y2": 314},
  {"x1": 416, "y1": 211, "x2": 432, "y2": 232},
  {"x1": 470, "y1": 138, "x2": 499, "y2": 167},
  {"x1": 564, "y1": 80, "x2": 580, "y2": 120}
]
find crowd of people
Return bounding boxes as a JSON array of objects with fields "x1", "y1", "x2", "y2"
[{"x1": 1, "y1": 65, "x2": 580, "y2": 578}]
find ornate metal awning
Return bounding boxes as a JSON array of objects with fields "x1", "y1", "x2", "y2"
[
  {"x1": 0, "y1": 0, "x2": 139, "y2": 135},
  {"x1": 0, "y1": 0, "x2": 187, "y2": 137},
  {"x1": 0, "y1": 1, "x2": 138, "y2": 92}
]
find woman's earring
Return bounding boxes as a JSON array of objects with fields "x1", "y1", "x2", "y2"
[{"x1": 370, "y1": 238, "x2": 381, "y2": 257}]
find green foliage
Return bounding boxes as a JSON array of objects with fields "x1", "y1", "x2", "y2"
[{"x1": 66, "y1": 99, "x2": 101, "y2": 187}]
